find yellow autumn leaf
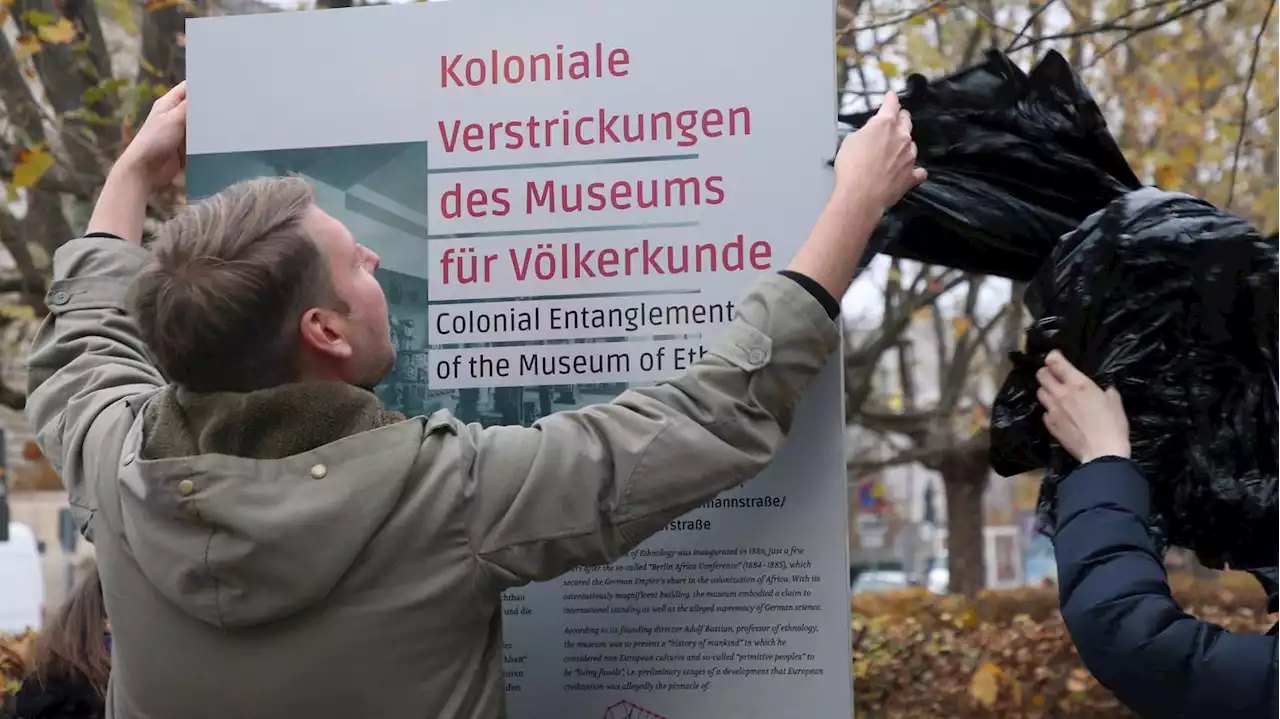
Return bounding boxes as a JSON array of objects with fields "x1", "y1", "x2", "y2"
[
  {"x1": 1153, "y1": 162, "x2": 1179, "y2": 189},
  {"x1": 904, "y1": 29, "x2": 944, "y2": 75},
  {"x1": 969, "y1": 405, "x2": 988, "y2": 435},
  {"x1": 912, "y1": 305, "x2": 933, "y2": 320},
  {"x1": 879, "y1": 60, "x2": 899, "y2": 79},
  {"x1": 11, "y1": 146, "x2": 55, "y2": 189},
  {"x1": 887, "y1": 264, "x2": 902, "y2": 282},
  {"x1": 1174, "y1": 145, "x2": 1197, "y2": 169},
  {"x1": 13, "y1": 34, "x2": 39, "y2": 61},
  {"x1": 954, "y1": 606, "x2": 979, "y2": 629},
  {"x1": 1066, "y1": 667, "x2": 1091, "y2": 693},
  {"x1": 970, "y1": 663, "x2": 1001, "y2": 708},
  {"x1": 37, "y1": 17, "x2": 76, "y2": 44},
  {"x1": 951, "y1": 316, "x2": 972, "y2": 337},
  {"x1": 145, "y1": 0, "x2": 185, "y2": 10},
  {"x1": 0, "y1": 0, "x2": 12, "y2": 24},
  {"x1": 888, "y1": 393, "x2": 904, "y2": 411}
]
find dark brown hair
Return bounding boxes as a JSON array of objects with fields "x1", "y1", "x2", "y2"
[
  {"x1": 129, "y1": 176, "x2": 347, "y2": 392},
  {"x1": 29, "y1": 566, "x2": 110, "y2": 695}
]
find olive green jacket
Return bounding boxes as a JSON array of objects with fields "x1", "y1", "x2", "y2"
[{"x1": 26, "y1": 235, "x2": 840, "y2": 719}]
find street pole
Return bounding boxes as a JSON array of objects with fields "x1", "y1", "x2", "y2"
[{"x1": 0, "y1": 427, "x2": 8, "y2": 542}]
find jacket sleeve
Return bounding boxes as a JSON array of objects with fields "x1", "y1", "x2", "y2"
[
  {"x1": 458, "y1": 273, "x2": 841, "y2": 589},
  {"x1": 25, "y1": 235, "x2": 165, "y2": 540},
  {"x1": 1054, "y1": 456, "x2": 1280, "y2": 719}
]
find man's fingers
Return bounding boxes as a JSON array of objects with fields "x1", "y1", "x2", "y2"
[
  {"x1": 898, "y1": 108, "x2": 913, "y2": 138},
  {"x1": 877, "y1": 92, "x2": 900, "y2": 118},
  {"x1": 151, "y1": 81, "x2": 187, "y2": 115}
]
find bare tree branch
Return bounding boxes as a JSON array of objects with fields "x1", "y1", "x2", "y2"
[
  {"x1": 838, "y1": 0, "x2": 948, "y2": 38},
  {"x1": 1088, "y1": 0, "x2": 1224, "y2": 64},
  {"x1": 1225, "y1": 0, "x2": 1276, "y2": 210},
  {"x1": 1006, "y1": 0, "x2": 1222, "y2": 54},
  {"x1": 848, "y1": 428, "x2": 990, "y2": 476},
  {"x1": 1005, "y1": 0, "x2": 1058, "y2": 51},
  {"x1": 845, "y1": 271, "x2": 966, "y2": 415}
]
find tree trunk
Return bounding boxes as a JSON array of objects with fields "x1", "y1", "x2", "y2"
[{"x1": 940, "y1": 447, "x2": 990, "y2": 596}]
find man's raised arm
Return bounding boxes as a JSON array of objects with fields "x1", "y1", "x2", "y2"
[
  {"x1": 459, "y1": 94, "x2": 927, "y2": 588},
  {"x1": 25, "y1": 83, "x2": 188, "y2": 539}
]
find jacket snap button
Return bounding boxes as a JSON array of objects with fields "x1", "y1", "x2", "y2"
[
  {"x1": 747, "y1": 348, "x2": 766, "y2": 366},
  {"x1": 178, "y1": 479, "x2": 195, "y2": 496},
  {"x1": 50, "y1": 290, "x2": 70, "y2": 305},
  {"x1": 310, "y1": 464, "x2": 328, "y2": 480}
]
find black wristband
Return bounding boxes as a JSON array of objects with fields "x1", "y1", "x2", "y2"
[{"x1": 778, "y1": 270, "x2": 840, "y2": 319}]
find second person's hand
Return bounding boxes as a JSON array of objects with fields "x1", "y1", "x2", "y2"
[{"x1": 1036, "y1": 350, "x2": 1131, "y2": 464}]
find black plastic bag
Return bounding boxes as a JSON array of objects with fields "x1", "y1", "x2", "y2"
[
  {"x1": 990, "y1": 188, "x2": 1279, "y2": 569},
  {"x1": 839, "y1": 48, "x2": 1142, "y2": 281}
]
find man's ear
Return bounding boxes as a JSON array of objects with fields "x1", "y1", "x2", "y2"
[{"x1": 299, "y1": 307, "x2": 353, "y2": 359}]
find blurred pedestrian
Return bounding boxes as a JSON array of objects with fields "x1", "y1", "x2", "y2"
[{"x1": 15, "y1": 566, "x2": 110, "y2": 719}]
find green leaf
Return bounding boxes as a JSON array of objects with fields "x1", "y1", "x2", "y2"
[
  {"x1": 81, "y1": 77, "x2": 128, "y2": 106},
  {"x1": 36, "y1": 17, "x2": 76, "y2": 44},
  {"x1": 20, "y1": 8, "x2": 54, "y2": 26},
  {"x1": 63, "y1": 107, "x2": 114, "y2": 126}
]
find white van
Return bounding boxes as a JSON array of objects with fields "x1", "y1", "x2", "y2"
[{"x1": 0, "y1": 522, "x2": 44, "y2": 634}]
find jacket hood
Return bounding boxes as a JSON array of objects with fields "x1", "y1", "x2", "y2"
[{"x1": 117, "y1": 382, "x2": 419, "y2": 629}]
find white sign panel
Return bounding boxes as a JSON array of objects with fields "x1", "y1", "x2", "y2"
[{"x1": 187, "y1": 1, "x2": 849, "y2": 716}]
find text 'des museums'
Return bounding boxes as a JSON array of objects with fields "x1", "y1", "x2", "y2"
[{"x1": 427, "y1": 42, "x2": 769, "y2": 389}]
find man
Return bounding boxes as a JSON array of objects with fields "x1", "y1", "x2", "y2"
[
  {"x1": 1037, "y1": 350, "x2": 1279, "y2": 718},
  {"x1": 27, "y1": 82, "x2": 924, "y2": 718}
]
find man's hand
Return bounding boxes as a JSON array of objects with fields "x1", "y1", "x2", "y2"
[
  {"x1": 1036, "y1": 350, "x2": 1131, "y2": 464},
  {"x1": 833, "y1": 92, "x2": 928, "y2": 212},
  {"x1": 784, "y1": 93, "x2": 926, "y2": 301},
  {"x1": 117, "y1": 81, "x2": 187, "y2": 189},
  {"x1": 87, "y1": 82, "x2": 186, "y2": 243}
]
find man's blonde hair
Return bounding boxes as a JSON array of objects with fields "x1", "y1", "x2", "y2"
[{"x1": 130, "y1": 176, "x2": 347, "y2": 392}]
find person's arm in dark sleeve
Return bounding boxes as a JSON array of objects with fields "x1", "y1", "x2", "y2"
[{"x1": 1054, "y1": 456, "x2": 1280, "y2": 719}]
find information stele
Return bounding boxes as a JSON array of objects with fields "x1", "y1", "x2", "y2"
[{"x1": 187, "y1": 1, "x2": 850, "y2": 717}]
